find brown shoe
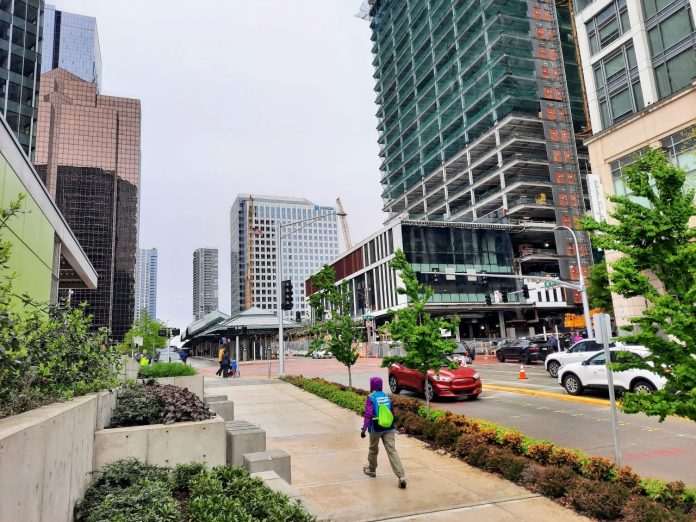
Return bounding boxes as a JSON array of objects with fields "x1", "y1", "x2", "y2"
[
  {"x1": 398, "y1": 477, "x2": 407, "y2": 489},
  {"x1": 363, "y1": 466, "x2": 376, "y2": 478}
]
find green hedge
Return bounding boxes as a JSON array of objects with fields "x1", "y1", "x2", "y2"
[
  {"x1": 75, "y1": 459, "x2": 315, "y2": 522},
  {"x1": 282, "y1": 376, "x2": 696, "y2": 521},
  {"x1": 138, "y1": 362, "x2": 197, "y2": 378}
]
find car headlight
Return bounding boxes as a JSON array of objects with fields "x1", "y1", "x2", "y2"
[
  {"x1": 433, "y1": 375, "x2": 451, "y2": 381},
  {"x1": 472, "y1": 373, "x2": 480, "y2": 380}
]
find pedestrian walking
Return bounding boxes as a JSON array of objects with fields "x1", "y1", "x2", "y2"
[
  {"x1": 216, "y1": 345, "x2": 226, "y2": 376},
  {"x1": 179, "y1": 349, "x2": 189, "y2": 365},
  {"x1": 361, "y1": 377, "x2": 407, "y2": 489},
  {"x1": 221, "y1": 349, "x2": 231, "y2": 378},
  {"x1": 548, "y1": 334, "x2": 558, "y2": 352},
  {"x1": 572, "y1": 331, "x2": 583, "y2": 345},
  {"x1": 230, "y1": 359, "x2": 238, "y2": 378},
  {"x1": 139, "y1": 353, "x2": 149, "y2": 366}
]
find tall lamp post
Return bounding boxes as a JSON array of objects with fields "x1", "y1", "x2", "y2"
[
  {"x1": 554, "y1": 225, "x2": 593, "y2": 339},
  {"x1": 277, "y1": 210, "x2": 346, "y2": 377}
]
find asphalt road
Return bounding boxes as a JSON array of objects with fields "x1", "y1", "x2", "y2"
[{"x1": 192, "y1": 356, "x2": 696, "y2": 484}]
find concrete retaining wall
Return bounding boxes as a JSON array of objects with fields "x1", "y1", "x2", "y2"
[
  {"x1": 93, "y1": 416, "x2": 226, "y2": 469},
  {"x1": 153, "y1": 374, "x2": 204, "y2": 399},
  {"x1": 0, "y1": 391, "x2": 117, "y2": 522}
]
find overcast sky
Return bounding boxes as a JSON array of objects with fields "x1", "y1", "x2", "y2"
[{"x1": 52, "y1": 1, "x2": 384, "y2": 334}]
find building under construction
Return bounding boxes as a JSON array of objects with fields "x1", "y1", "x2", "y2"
[
  {"x1": 229, "y1": 194, "x2": 340, "y2": 321},
  {"x1": 360, "y1": 0, "x2": 594, "y2": 307}
]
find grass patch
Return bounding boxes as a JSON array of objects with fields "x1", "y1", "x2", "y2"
[{"x1": 138, "y1": 362, "x2": 197, "y2": 378}]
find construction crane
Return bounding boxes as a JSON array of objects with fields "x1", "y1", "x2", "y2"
[{"x1": 335, "y1": 197, "x2": 352, "y2": 250}]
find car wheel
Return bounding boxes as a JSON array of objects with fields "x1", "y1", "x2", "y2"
[
  {"x1": 563, "y1": 374, "x2": 584, "y2": 396},
  {"x1": 389, "y1": 375, "x2": 401, "y2": 394},
  {"x1": 547, "y1": 360, "x2": 561, "y2": 378},
  {"x1": 425, "y1": 381, "x2": 438, "y2": 402},
  {"x1": 631, "y1": 379, "x2": 656, "y2": 394},
  {"x1": 522, "y1": 353, "x2": 531, "y2": 365},
  {"x1": 497, "y1": 351, "x2": 505, "y2": 362}
]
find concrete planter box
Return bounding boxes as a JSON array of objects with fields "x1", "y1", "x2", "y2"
[
  {"x1": 152, "y1": 374, "x2": 204, "y2": 399},
  {"x1": 94, "y1": 415, "x2": 226, "y2": 469},
  {"x1": 0, "y1": 391, "x2": 116, "y2": 522}
]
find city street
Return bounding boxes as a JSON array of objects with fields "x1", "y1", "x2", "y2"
[{"x1": 194, "y1": 356, "x2": 696, "y2": 485}]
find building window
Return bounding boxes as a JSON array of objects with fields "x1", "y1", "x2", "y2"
[
  {"x1": 593, "y1": 43, "x2": 643, "y2": 127},
  {"x1": 654, "y1": 49, "x2": 696, "y2": 98},
  {"x1": 586, "y1": 0, "x2": 631, "y2": 55}
]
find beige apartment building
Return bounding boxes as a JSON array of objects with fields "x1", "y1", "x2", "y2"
[{"x1": 584, "y1": 81, "x2": 696, "y2": 328}]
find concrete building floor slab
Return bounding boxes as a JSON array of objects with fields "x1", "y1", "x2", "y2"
[{"x1": 209, "y1": 379, "x2": 588, "y2": 522}]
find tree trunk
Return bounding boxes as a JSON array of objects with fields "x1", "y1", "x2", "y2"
[
  {"x1": 424, "y1": 372, "x2": 430, "y2": 413},
  {"x1": 348, "y1": 365, "x2": 353, "y2": 390}
]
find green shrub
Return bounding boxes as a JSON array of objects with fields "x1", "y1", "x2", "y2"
[
  {"x1": 486, "y1": 447, "x2": 529, "y2": 483},
  {"x1": 621, "y1": 495, "x2": 693, "y2": 522},
  {"x1": 615, "y1": 466, "x2": 642, "y2": 493},
  {"x1": 549, "y1": 447, "x2": 583, "y2": 472},
  {"x1": 171, "y1": 462, "x2": 206, "y2": 492},
  {"x1": 138, "y1": 362, "x2": 196, "y2": 378},
  {"x1": 526, "y1": 443, "x2": 554, "y2": 465},
  {"x1": 582, "y1": 456, "x2": 616, "y2": 482},
  {"x1": 76, "y1": 480, "x2": 179, "y2": 522},
  {"x1": 566, "y1": 477, "x2": 629, "y2": 520},
  {"x1": 466, "y1": 445, "x2": 492, "y2": 469}
]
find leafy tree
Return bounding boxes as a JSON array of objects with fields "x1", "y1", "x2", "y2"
[
  {"x1": 581, "y1": 147, "x2": 696, "y2": 422},
  {"x1": 308, "y1": 265, "x2": 361, "y2": 388},
  {"x1": 121, "y1": 309, "x2": 167, "y2": 357},
  {"x1": 587, "y1": 261, "x2": 614, "y2": 313},
  {"x1": 381, "y1": 250, "x2": 459, "y2": 412}
]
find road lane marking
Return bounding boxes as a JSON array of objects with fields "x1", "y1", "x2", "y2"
[{"x1": 484, "y1": 384, "x2": 611, "y2": 406}]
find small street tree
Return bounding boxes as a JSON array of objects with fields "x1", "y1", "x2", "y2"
[
  {"x1": 308, "y1": 265, "x2": 360, "y2": 389},
  {"x1": 581, "y1": 147, "x2": 696, "y2": 422},
  {"x1": 587, "y1": 261, "x2": 614, "y2": 313},
  {"x1": 381, "y1": 249, "x2": 459, "y2": 412},
  {"x1": 122, "y1": 310, "x2": 167, "y2": 358}
]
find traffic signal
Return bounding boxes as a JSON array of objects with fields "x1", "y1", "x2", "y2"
[
  {"x1": 501, "y1": 290, "x2": 508, "y2": 303},
  {"x1": 485, "y1": 294, "x2": 492, "y2": 306},
  {"x1": 480, "y1": 271, "x2": 489, "y2": 286},
  {"x1": 281, "y1": 279, "x2": 293, "y2": 310},
  {"x1": 522, "y1": 284, "x2": 530, "y2": 299},
  {"x1": 432, "y1": 267, "x2": 440, "y2": 284}
]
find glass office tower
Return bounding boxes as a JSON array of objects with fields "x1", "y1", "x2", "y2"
[
  {"x1": 0, "y1": 0, "x2": 44, "y2": 157},
  {"x1": 34, "y1": 68, "x2": 141, "y2": 341},
  {"x1": 42, "y1": 4, "x2": 101, "y2": 90},
  {"x1": 362, "y1": 0, "x2": 593, "y2": 304},
  {"x1": 135, "y1": 248, "x2": 158, "y2": 321},
  {"x1": 193, "y1": 248, "x2": 219, "y2": 321}
]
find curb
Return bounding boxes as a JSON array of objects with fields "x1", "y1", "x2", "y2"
[{"x1": 484, "y1": 384, "x2": 611, "y2": 406}]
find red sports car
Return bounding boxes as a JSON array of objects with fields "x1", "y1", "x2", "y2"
[{"x1": 388, "y1": 360, "x2": 482, "y2": 401}]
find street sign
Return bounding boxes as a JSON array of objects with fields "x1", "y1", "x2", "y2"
[
  {"x1": 466, "y1": 268, "x2": 477, "y2": 282},
  {"x1": 440, "y1": 328, "x2": 452, "y2": 338},
  {"x1": 445, "y1": 266, "x2": 456, "y2": 281},
  {"x1": 133, "y1": 336, "x2": 143, "y2": 347},
  {"x1": 362, "y1": 314, "x2": 374, "y2": 321}
]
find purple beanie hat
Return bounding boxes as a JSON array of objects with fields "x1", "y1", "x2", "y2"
[{"x1": 370, "y1": 377, "x2": 383, "y2": 391}]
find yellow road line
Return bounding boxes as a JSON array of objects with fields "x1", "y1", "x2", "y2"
[{"x1": 484, "y1": 384, "x2": 611, "y2": 406}]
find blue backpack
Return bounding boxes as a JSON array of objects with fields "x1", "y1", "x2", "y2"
[{"x1": 370, "y1": 391, "x2": 394, "y2": 429}]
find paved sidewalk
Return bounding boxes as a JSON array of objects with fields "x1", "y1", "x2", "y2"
[{"x1": 208, "y1": 378, "x2": 587, "y2": 522}]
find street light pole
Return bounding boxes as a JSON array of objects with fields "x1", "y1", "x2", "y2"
[
  {"x1": 554, "y1": 225, "x2": 593, "y2": 339},
  {"x1": 276, "y1": 210, "x2": 346, "y2": 377}
]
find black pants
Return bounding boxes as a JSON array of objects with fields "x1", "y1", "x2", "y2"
[{"x1": 216, "y1": 361, "x2": 224, "y2": 376}]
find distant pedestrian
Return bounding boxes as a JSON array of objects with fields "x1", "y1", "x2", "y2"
[
  {"x1": 230, "y1": 359, "x2": 238, "y2": 378},
  {"x1": 222, "y1": 349, "x2": 231, "y2": 378},
  {"x1": 548, "y1": 335, "x2": 558, "y2": 351},
  {"x1": 179, "y1": 349, "x2": 189, "y2": 365},
  {"x1": 216, "y1": 346, "x2": 226, "y2": 376},
  {"x1": 572, "y1": 331, "x2": 583, "y2": 345},
  {"x1": 140, "y1": 353, "x2": 149, "y2": 366},
  {"x1": 361, "y1": 377, "x2": 406, "y2": 488}
]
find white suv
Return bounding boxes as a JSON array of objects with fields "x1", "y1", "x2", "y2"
[
  {"x1": 558, "y1": 348, "x2": 665, "y2": 396},
  {"x1": 545, "y1": 339, "x2": 614, "y2": 377}
]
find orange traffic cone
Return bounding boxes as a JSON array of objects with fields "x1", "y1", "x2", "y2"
[
  {"x1": 484, "y1": 348, "x2": 489, "y2": 359},
  {"x1": 519, "y1": 365, "x2": 527, "y2": 380}
]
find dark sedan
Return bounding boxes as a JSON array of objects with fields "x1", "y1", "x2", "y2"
[
  {"x1": 496, "y1": 339, "x2": 552, "y2": 364},
  {"x1": 388, "y1": 360, "x2": 482, "y2": 401}
]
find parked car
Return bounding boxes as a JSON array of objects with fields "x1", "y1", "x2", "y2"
[
  {"x1": 312, "y1": 349, "x2": 331, "y2": 359},
  {"x1": 558, "y1": 348, "x2": 663, "y2": 396},
  {"x1": 545, "y1": 338, "x2": 615, "y2": 377},
  {"x1": 156, "y1": 347, "x2": 182, "y2": 363},
  {"x1": 446, "y1": 342, "x2": 476, "y2": 366},
  {"x1": 496, "y1": 339, "x2": 551, "y2": 364},
  {"x1": 388, "y1": 359, "x2": 482, "y2": 401}
]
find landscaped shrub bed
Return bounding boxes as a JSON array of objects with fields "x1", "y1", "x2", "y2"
[
  {"x1": 138, "y1": 361, "x2": 197, "y2": 378},
  {"x1": 108, "y1": 382, "x2": 214, "y2": 428},
  {"x1": 75, "y1": 459, "x2": 315, "y2": 522},
  {"x1": 283, "y1": 376, "x2": 695, "y2": 521}
]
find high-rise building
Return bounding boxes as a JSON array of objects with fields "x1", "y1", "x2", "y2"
[
  {"x1": 135, "y1": 248, "x2": 157, "y2": 321},
  {"x1": 34, "y1": 68, "x2": 141, "y2": 340},
  {"x1": 41, "y1": 4, "x2": 102, "y2": 90},
  {"x1": 0, "y1": 0, "x2": 44, "y2": 157},
  {"x1": 360, "y1": 0, "x2": 594, "y2": 306},
  {"x1": 230, "y1": 195, "x2": 340, "y2": 320},
  {"x1": 193, "y1": 248, "x2": 218, "y2": 321},
  {"x1": 573, "y1": 0, "x2": 696, "y2": 330}
]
